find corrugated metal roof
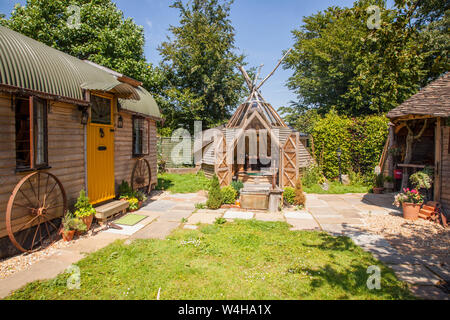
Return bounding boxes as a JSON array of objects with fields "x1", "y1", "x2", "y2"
[
  {"x1": 119, "y1": 87, "x2": 161, "y2": 119},
  {"x1": 0, "y1": 26, "x2": 161, "y2": 119}
]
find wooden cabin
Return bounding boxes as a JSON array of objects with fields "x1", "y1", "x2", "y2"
[
  {"x1": 384, "y1": 73, "x2": 450, "y2": 211},
  {"x1": 0, "y1": 26, "x2": 162, "y2": 257},
  {"x1": 199, "y1": 88, "x2": 313, "y2": 187}
]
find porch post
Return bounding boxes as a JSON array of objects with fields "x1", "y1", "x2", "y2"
[{"x1": 434, "y1": 117, "x2": 442, "y2": 202}]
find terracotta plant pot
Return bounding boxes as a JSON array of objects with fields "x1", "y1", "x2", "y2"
[
  {"x1": 81, "y1": 215, "x2": 94, "y2": 231},
  {"x1": 62, "y1": 230, "x2": 76, "y2": 242},
  {"x1": 402, "y1": 202, "x2": 421, "y2": 221},
  {"x1": 373, "y1": 187, "x2": 384, "y2": 194}
]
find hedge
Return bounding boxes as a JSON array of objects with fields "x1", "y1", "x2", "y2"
[{"x1": 311, "y1": 110, "x2": 389, "y2": 179}]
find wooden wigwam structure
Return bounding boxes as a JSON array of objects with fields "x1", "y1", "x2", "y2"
[
  {"x1": 200, "y1": 50, "x2": 313, "y2": 188},
  {"x1": 0, "y1": 26, "x2": 162, "y2": 257},
  {"x1": 383, "y1": 73, "x2": 450, "y2": 212}
]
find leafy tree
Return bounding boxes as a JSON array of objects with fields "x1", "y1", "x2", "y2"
[
  {"x1": 283, "y1": 0, "x2": 448, "y2": 117},
  {"x1": 206, "y1": 175, "x2": 223, "y2": 209},
  {"x1": 158, "y1": 0, "x2": 248, "y2": 133},
  {"x1": 0, "y1": 0, "x2": 163, "y2": 99}
]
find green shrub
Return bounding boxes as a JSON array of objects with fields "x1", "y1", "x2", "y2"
[
  {"x1": 206, "y1": 175, "x2": 223, "y2": 209},
  {"x1": 221, "y1": 186, "x2": 237, "y2": 205},
  {"x1": 410, "y1": 171, "x2": 433, "y2": 190},
  {"x1": 231, "y1": 180, "x2": 244, "y2": 195},
  {"x1": 128, "y1": 197, "x2": 139, "y2": 211},
  {"x1": 214, "y1": 217, "x2": 227, "y2": 225},
  {"x1": 311, "y1": 111, "x2": 389, "y2": 179},
  {"x1": 302, "y1": 164, "x2": 324, "y2": 187},
  {"x1": 374, "y1": 174, "x2": 384, "y2": 188},
  {"x1": 74, "y1": 190, "x2": 96, "y2": 218},
  {"x1": 283, "y1": 187, "x2": 295, "y2": 205},
  {"x1": 195, "y1": 203, "x2": 206, "y2": 209},
  {"x1": 118, "y1": 181, "x2": 132, "y2": 198}
]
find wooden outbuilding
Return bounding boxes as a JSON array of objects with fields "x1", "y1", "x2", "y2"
[
  {"x1": 200, "y1": 56, "x2": 313, "y2": 187},
  {"x1": 0, "y1": 26, "x2": 162, "y2": 257},
  {"x1": 384, "y1": 73, "x2": 450, "y2": 211}
]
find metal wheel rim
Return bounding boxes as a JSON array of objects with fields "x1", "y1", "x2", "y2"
[{"x1": 6, "y1": 172, "x2": 67, "y2": 253}]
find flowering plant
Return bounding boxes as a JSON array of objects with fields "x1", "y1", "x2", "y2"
[{"x1": 393, "y1": 188, "x2": 424, "y2": 207}]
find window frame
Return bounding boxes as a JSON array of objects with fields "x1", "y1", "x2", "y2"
[
  {"x1": 132, "y1": 115, "x2": 149, "y2": 158},
  {"x1": 15, "y1": 96, "x2": 49, "y2": 172}
]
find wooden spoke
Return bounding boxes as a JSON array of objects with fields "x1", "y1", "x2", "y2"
[
  {"x1": 131, "y1": 158, "x2": 151, "y2": 194},
  {"x1": 6, "y1": 172, "x2": 67, "y2": 253}
]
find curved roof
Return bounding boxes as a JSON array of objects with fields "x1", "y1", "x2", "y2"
[{"x1": 0, "y1": 26, "x2": 161, "y2": 119}]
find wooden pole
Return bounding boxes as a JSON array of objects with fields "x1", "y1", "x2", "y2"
[
  {"x1": 255, "y1": 48, "x2": 292, "y2": 91},
  {"x1": 434, "y1": 117, "x2": 442, "y2": 202}
]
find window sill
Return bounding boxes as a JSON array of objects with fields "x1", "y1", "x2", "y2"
[{"x1": 15, "y1": 166, "x2": 52, "y2": 174}]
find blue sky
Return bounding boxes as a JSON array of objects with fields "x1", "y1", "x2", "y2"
[{"x1": 0, "y1": 0, "x2": 394, "y2": 110}]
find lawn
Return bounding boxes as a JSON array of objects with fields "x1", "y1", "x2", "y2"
[
  {"x1": 155, "y1": 171, "x2": 210, "y2": 193},
  {"x1": 303, "y1": 181, "x2": 370, "y2": 194},
  {"x1": 6, "y1": 220, "x2": 413, "y2": 300}
]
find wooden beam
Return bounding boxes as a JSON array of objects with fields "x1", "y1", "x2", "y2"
[
  {"x1": 434, "y1": 117, "x2": 442, "y2": 202},
  {"x1": 255, "y1": 48, "x2": 292, "y2": 91}
]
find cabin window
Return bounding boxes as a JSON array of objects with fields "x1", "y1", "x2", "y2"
[
  {"x1": 132, "y1": 116, "x2": 149, "y2": 157},
  {"x1": 90, "y1": 94, "x2": 112, "y2": 125},
  {"x1": 15, "y1": 97, "x2": 48, "y2": 170}
]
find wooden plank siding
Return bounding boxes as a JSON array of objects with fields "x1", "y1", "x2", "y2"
[
  {"x1": 114, "y1": 112, "x2": 158, "y2": 192},
  {"x1": 441, "y1": 125, "x2": 450, "y2": 212},
  {"x1": 0, "y1": 94, "x2": 159, "y2": 241}
]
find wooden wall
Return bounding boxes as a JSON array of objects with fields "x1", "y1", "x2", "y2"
[
  {"x1": 0, "y1": 94, "x2": 159, "y2": 243},
  {"x1": 114, "y1": 112, "x2": 158, "y2": 192},
  {"x1": 0, "y1": 94, "x2": 86, "y2": 240},
  {"x1": 441, "y1": 125, "x2": 449, "y2": 211}
]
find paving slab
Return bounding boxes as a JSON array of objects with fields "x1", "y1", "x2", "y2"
[
  {"x1": 391, "y1": 264, "x2": 442, "y2": 286},
  {"x1": 308, "y1": 207, "x2": 341, "y2": 217},
  {"x1": 0, "y1": 249, "x2": 85, "y2": 298},
  {"x1": 171, "y1": 204, "x2": 196, "y2": 211},
  {"x1": 316, "y1": 217, "x2": 364, "y2": 225},
  {"x1": 284, "y1": 211, "x2": 314, "y2": 220},
  {"x1": 254, "y1": 213, "x2": 285, "y2": 222},
  {"x1": 321, "y1": 223, "x2": 344, "y2": 236},
  {"x1": 223, "y1": 210, "x2": 254, "y2": 220},
  {"x1": 409, "y1": 285, "x2": 450, "y2": 300},
  {"x1": 188, "y1": 212, "x2": 223, "y2": 225},
  {"x1": 141, "y1": 200, "x2": 178, "y2": 212},
  {"x1": 335, "y1": 209, "x2": 363, "y2": 219},
  {"x1": 196, "y1": 209, "x2": 226, "y2": 214},
  {"x1": 164, "y1": 193, "x2": 199, "y2": 200},
  {"x1": 423, "y1": 263, "x2": 450, "y2": 281},
  {"x1": 64, "y1": 232, "x2": 127, "y2": 255},
  {"x1": 158, "y1": 210, "x2": 193, "y2": 222},
  {"x1": 287, "y1": 218, "x2": 321, "y2": 231},
  {"x1": 132, "y1": 210, "x2": 160, "y2": 223},
  {"x1": 183, "y1": 225, "x2": 199, "y2": 230},
  {"x1": 305, "y1": 199, "x2": 329, "y2": 208},
  {"x1": 131, "y1": 221, "x2": 181, "y2": 240}
]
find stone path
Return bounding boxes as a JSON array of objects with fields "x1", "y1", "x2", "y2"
[{"x1": 1, "y1": 191, "x2": 448, "y2": 300}]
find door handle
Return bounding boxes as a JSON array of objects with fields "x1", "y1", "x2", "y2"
[{"x1": 98, "y1": 146, "x2": 107, "y2": 151}]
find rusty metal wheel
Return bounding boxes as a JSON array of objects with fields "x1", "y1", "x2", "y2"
[
  {"x1": 131, "y1": 158, "x2": 151, "y2": 194},
  {"x1": 6, "y1": 172, "x2": 67, "y2": 253}
]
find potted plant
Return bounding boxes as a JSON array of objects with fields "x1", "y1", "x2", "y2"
[
  {"x1": 384, "y1": 176, "x2": 394, "y2": 191},
  {"x1": 136, "y1": 191, "x2": 148, "y2": 208},
  {"x1": 393, "y1": 188, "x2": 425, "y2": 221},
  {"x1": 74, "y1": 190, "x2": 96, "y2": 232},
  {"x1": 60, "y1": 211, "x2": 87, "y2": 241},
  {"x1": 373, "y1": 174, "x2": 384, "y2": 194},
  {"x1": 128, "y1": 197, "x2": 140, "y2": 212}
]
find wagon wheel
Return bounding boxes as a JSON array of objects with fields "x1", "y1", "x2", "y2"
[
  {"x1": 131, "y1": 158, "x2": 151, "y2": 194},
  {"x1": 6, "y1": 172, "x2": 67, "y2": 253}
]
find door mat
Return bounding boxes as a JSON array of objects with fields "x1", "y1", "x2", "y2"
[{"x1": 114, "y1": 214, "x2": 147, "y2": 226}]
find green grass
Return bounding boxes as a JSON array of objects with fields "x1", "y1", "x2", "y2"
[
  {"x1": 155, "y1": 172, "x2": 210, "y2": 193},
  {"x1": 304, "y1": 181, "x2": 370, "y2": 194},
  {"x1": 6, "y1": 220, "x2": 413, "y2": 300}
]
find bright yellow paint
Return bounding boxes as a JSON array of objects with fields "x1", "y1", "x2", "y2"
[{"x1": 87, "y1": 93, "x2": 115, "y2": 205}]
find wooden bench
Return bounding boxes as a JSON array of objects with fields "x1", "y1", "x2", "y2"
[{"x1": 95, "y1": 200, "x2": 129, "y2": 225}]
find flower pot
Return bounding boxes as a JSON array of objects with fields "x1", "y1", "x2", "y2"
[
  {"x1": 81, "y1": 214, "x2": 94, "y2": 231},
  {"x1": 373, "y1": 187, "x2": 384, "y2": 194},
  {"x1": 62, "y1": 230, "x2": 76, "y2": 242},
  {"x1": 402, "y1": 202, "x2": 421, "y2": 221}
]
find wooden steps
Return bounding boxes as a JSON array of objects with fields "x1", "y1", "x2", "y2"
[{"x1": 95, "y1": 200, "x2": 129, "y2": 225}]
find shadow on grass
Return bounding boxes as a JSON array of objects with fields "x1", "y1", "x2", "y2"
[{"x1": 155, "y1": 177, "x2": 174, "y2": 191}]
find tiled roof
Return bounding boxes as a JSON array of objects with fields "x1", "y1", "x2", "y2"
[{"x1": 387, "y1": 73, "x2": 450, "y2": 119}]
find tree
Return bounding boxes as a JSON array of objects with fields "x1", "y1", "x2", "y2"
[
  {"x1": 206, "y1": 175, "x2": 223, "y2": 209},
  {"x1": 158, "y1": 0, "x2": 248, "y2": 133},
  {"x1": 282, "y1": 0, "x2": 448, "y2": 118},
  {"x1": 0, "y1": 0, "x2": 163, "y2": 97}
]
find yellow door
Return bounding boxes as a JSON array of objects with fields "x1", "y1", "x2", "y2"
[{"x1": 87, "y1": 93, "x2": 115, "y2": 205}]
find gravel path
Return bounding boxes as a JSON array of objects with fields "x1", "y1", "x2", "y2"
[{"x1": 364, "y1": 214, "x2": 450, "y2": 263}]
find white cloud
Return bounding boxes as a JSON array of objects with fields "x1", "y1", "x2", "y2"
[{"x1": 145, "y1": 18, "x2": 153, "y2": 29}]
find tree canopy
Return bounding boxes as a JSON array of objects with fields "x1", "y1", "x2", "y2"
[
  {"x1": 158, "y1": 0, "x2": 248, "y2": 133},
  {"x1": 281, "y1": 0, "x2": 449, "y2": 120},
  {"x1": 0, "y1": 0, "x2": 164, "y2": 101}
]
